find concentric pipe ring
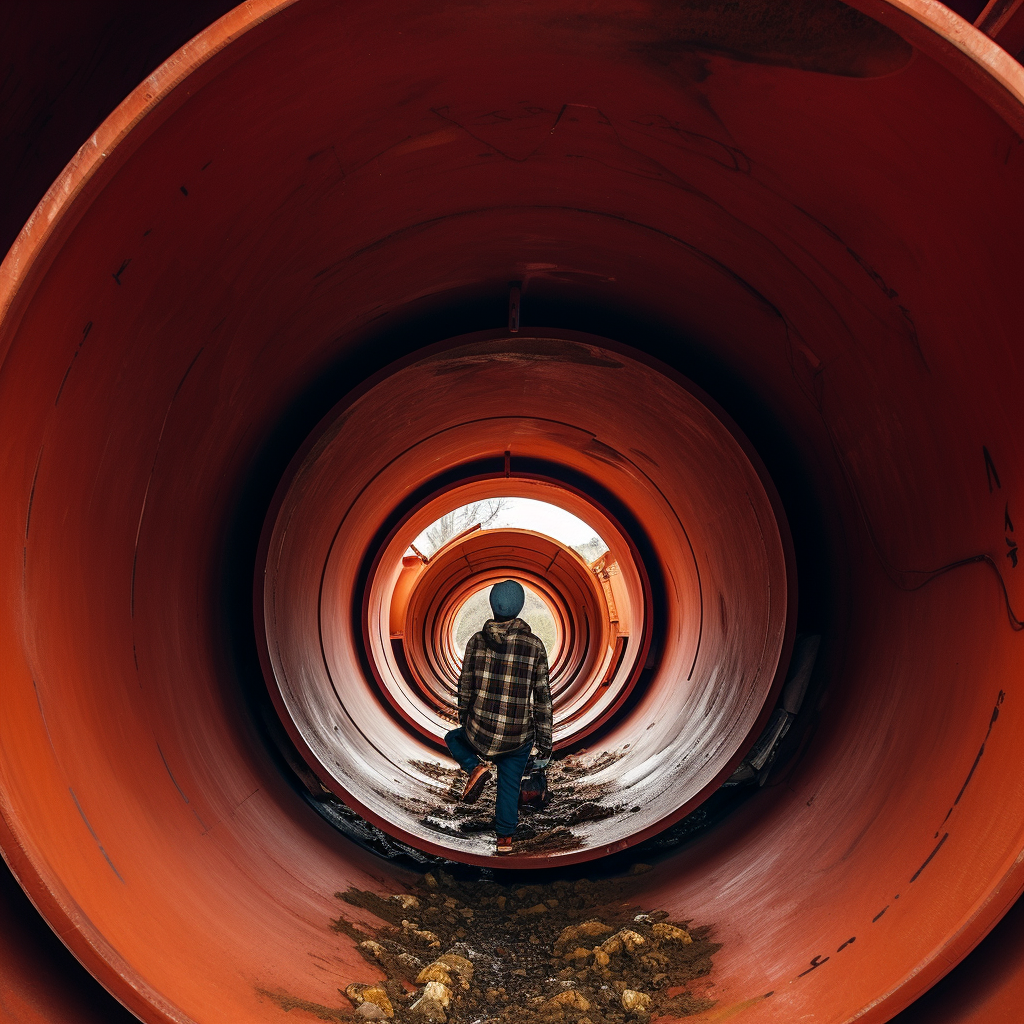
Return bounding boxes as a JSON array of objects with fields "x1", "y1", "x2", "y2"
[{"x1": 256, "y1": 331, "x2": 794, "y2": 865}]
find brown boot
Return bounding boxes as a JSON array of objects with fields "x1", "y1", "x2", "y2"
[{"x1": 461, "y1": 763, "x2": 492, "y2": 803}]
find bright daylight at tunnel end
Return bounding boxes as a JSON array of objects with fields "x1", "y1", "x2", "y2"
[{"x1": 1, "y1": 2, "x2": 1024, "y2": 1024}]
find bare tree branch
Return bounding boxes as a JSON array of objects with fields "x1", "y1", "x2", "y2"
[{"x1": 422, "y1": 498, "x2": 512, "y2": 554}]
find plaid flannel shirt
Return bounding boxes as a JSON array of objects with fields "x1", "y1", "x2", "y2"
[{"x1": 458, "y1": 617, "x2": 552, "y2": 760}]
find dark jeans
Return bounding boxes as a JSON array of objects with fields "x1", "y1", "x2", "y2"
[{"x1": 445, "y1": 728, "x2": 532, "y2": 837}]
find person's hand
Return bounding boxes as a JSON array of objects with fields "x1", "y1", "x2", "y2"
[{"x1": 532, "y1": 756, "x2": 550, "y2": 770}]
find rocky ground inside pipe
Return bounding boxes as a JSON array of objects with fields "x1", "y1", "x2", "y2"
[
  {"x1": 406, "y1": 751, "x2": 633, "y2": 854},
  {"x1": 313, "y1": 867, "x2": 720, "y2": 1024}
]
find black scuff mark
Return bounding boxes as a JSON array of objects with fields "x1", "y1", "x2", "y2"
[
  {"x1": 129, "y1": 546, "x2": 141, "y2": 619},
  {"x1": 231, "y1": 789, "x2": 260, "y2": 816},
  {"x1": 792, "y1": 204, "x2": 927, "y2": 370},
  {"x1": 910, "y1": 832, "x2": 949, "y2": 883},
  {"x1": 873, "y1": 906, "x2": 888, "y2": 923},
  {"x1": 180, "y1": 185, "x2": 189, "y2": 196},
  {"x1": 111, "y1": 259, "x2": 130, "y2": 285},
  {"x1": 837, "y1": 937, "x2": 856, "y2": 952},
  {"x1": 25, "y1": 446, "x2": 43, "y2": 539},
  {"x1": 32, "y1": 679, "x2": 58, "y2": 754},
  {"x1": 429, "y1": 103, "x2": 553, "y2": 163},
  {"x1": 157, "y1": 742, "x2": 190, "y2": 804},
  {"x1": 953, "y1": 693, "x2": 1003, "y2": 810},
  {"x1": 627, "y1": 114, "x2": 751, "y2": 173},
  {"x1": 69, "y1": 788, "x2": 124, "y2": 883},
  {"x1": 796, "y1": 955, "x2": 829, "y2": 978},
  {"x1": 984, "y1": 445, "x2": 1001, "y2": 491},
  {"x1": 55, "y1": 321, "x2": 92, "y2": 405},
  {"x1": 131, "y1": 346, "x2": 206, "y2": 618},
  {"x1": 843, "y1": 246, "x2": 928, "y2": 371}
]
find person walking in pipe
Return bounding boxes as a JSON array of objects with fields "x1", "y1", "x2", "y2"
[{"x1": 445, "y1": 579, "x2": 552, "y2": 856}]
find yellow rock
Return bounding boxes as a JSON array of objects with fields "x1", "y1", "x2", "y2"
[
  {"x1": 617, "y1": 930, "x2": 646, "y2": 953},
  {"x1": 417, "y1": 963, "x2": 453, "y2": 988},
  {"x1": 577, "y1": 920, "x2": 613, "y2": 939},
  {"x1": 593, "y1": 949, "x2": 610, "y2": 967},
  {"x1": 393, "y1": 894, "x2": 420, "y2": 910},
  {"x1": 436, "y1": 953, "x2": 474, "y2": 989},
  {"x1": 410, "y1": 997, "x2": 446, "y2": 1021},
  {"x1": 551, "y1": 990, "x2": 591, "y2": 1011},
  {"x1": 422, "y1": 981, "x2": 452, "y2": 1007},
  {"x1": 571, "y1": 947, "x2": 591, "y2": 960},
  {"x1": 600, "y1": 936, "x2": 622, "y2": 955},
  {"x1": 346, "y1": 985, "x2": 394, "y2": 1018},
  {"x1": 651, "y1": 923, "x2": 692, "y2": 945},
  {"x1": 621, "y1": 990, "x2": 651, "y2": 1014},
  {"x1": 402, "y1": 921, "x2": 441, "y2": 946},
  {"x1": 359, "y1": 940, "x2": 387, "y2": 959},
  {"x1": 518, "y1": 903, "x2": 548, "y2": 916}
]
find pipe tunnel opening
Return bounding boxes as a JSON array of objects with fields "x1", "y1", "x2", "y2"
[
  {"x1": 255, "y1": 332, "x2": 794, "y2": 865},
  {"x1": 2, "y1": 1, "x2": 1024, "y2": 1023},
  {"x1": 375, "y1": 490, "x2": 643, "y2": 750}
]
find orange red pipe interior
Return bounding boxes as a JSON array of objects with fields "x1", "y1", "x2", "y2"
[{"x1": 2, "y1": 1, "x2": 1024, "y2": 1022}]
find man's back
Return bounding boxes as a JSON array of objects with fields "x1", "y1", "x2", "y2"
[{"x1": 459, "y1": 616, "x2": 552, "y2": 760}]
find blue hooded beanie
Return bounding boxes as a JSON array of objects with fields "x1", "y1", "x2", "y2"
[{"x1": 489, "y1": 579, "x2": 525, "y2": 620}]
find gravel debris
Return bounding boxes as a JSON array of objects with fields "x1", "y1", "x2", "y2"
[{"x1": 273, "y1": 868, "x2": 723, "y2": 1024}]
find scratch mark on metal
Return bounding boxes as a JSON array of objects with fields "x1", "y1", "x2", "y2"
[
  {"x1": 131, "y1": 346, "x2": 206, "y2": 617},
  {"x1": 796, "y1": 954, "x2": 829, "y2": 977},
  {"x1": 69, "y1": 788, "x2": 125, "y2": 882},
  {"x1": 26, "y1": 446, "x2": 43, "y2": 539},
  {"x1": 55, "y1": 322, "x2": 92, "y2": 405},
  {"x1": 910, "y1": 833, "x2": 948, "y2": 883},
  {"x1": 157, "y1": 743, "x2": 190, "y2": 804}
]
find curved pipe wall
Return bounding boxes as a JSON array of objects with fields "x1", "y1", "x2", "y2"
[
  {"x1": 1, "y1": 1, "x2": 1024, "y2": 1022},
  {"x1": 257, "y1": 333, "x2": 791, "y2": 864}
]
